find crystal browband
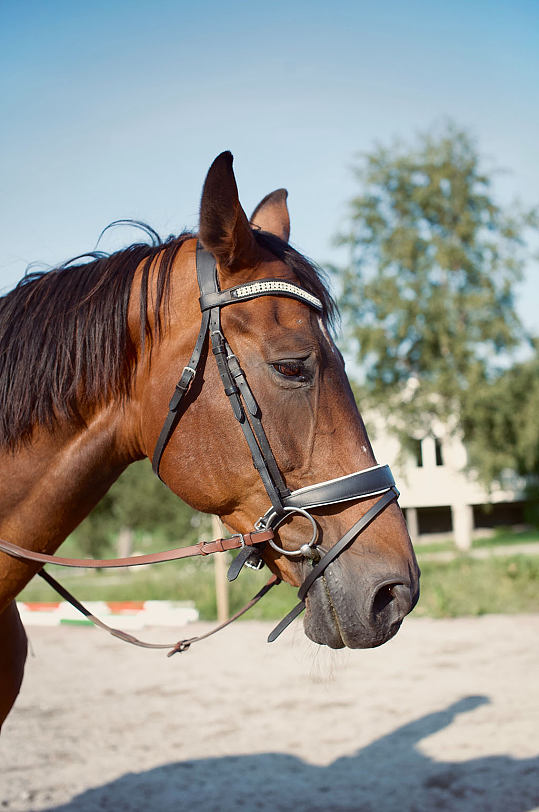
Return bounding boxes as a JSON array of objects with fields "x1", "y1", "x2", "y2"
[
  {"x1": 199, "y1": 279, "x2": 323, "y2": 312},
  {"x1": 231, "y1": 280, "x2": 323, "y2": 310}
]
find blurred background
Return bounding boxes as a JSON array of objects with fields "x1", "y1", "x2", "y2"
[{"x1": 2, "y1": 0, "x2": 538, "y2": 620}]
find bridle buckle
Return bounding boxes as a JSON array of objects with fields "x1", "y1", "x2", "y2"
[{"x1": 244, "y1": 552, "x2": 265, "y2": 571}]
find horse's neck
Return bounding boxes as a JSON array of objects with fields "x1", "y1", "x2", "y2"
[{"x1": 0, "y1": 405, "x2": 136, "y2": 608}]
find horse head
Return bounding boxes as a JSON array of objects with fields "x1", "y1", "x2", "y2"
[{"x1": 133, "y1": 152, "x2": 420, "y2": 649}]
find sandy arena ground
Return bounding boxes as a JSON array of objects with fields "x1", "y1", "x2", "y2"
[{"x1": 1, "y1": 614, "x2": 538, "y2": 811}]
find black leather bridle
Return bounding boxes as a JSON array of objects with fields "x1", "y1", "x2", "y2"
[
  {"x1": 152, "y1": 242, "x2": 400, "y2": 641},
  {"x1": 0, "y1": 240, "x2": 401, "y2": 650}
]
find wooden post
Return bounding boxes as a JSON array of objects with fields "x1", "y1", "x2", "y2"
[
  {"x1": 212, "y1": 515, "x2": 229, "y2": 622},
  {"x1": 451, "y1": 502, "x2": 474, "y2": 551},
  {"x1": 117, "y1": 527, "x2": 133, "y2": 558},
  {"x1": 405, "y1": 507, "x2": 419, "y2": 542}
]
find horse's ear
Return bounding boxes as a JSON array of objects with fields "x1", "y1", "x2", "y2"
[
  {"x1": 250, "y1": 189, "x2": 290, "y2": 243},
  {"x1": 199, "y1": 151, "x2": 257, "y2": 272}
]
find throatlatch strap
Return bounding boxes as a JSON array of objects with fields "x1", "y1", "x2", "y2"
[{"x1": 152, "y1": 309, "x2": 210, "y2": 477}]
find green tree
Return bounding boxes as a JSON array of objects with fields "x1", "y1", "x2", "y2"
[
  {"x1": 462, "y1": 341, "x2": 539, "y2": 511},
  {"x1": 68, "y1": 459, "x2": 205, "y2": 557},
  {"x1": 336, "y1": 123, "x2": 538, "y2": 471},
  {"x1": 105, "y1": 459, "x2": 205, "y2": 544},
  {"x1": 68, "y1": 489, "x2": 118, "y2": 558}
]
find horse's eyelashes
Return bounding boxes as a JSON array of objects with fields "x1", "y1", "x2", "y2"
[{"x1": 272, "y1": 361, "x2": 308, "y2": 381}]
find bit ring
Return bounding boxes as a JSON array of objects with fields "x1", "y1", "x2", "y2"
[{"x1": 268, "y1": 507, "x2": 319, "y2": 558}]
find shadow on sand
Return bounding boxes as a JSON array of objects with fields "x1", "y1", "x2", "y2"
[{"x1": 44, "y1": 696, "x2": 538, "y2": 812}]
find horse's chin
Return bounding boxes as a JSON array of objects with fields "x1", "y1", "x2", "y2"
[
  {"x1": 304, "y1": 604, "x2": 346, "y2": 649},
  {"x1": 303, "y1": 578, "x2": 405, "y2": 650}
]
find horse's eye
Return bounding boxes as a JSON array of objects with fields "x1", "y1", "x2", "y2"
[{"x1": 273, "y1": 361, "x2": 307, "y2": 380}]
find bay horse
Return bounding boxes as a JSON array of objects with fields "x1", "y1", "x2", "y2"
[{"x1": 0, "y1": 152, "x2": 419, "y2": 728}]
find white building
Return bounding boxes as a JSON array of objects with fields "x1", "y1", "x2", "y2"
[{"x1": 370, "y1": 419, "x2": 527, "y2": 550}]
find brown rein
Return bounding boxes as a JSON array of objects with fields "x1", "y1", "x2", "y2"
[
  {"x1": 0, "y1": 529, "x2": 273, "y2": 568},
  {"x1": 0, "y1": 530, "x2": 280, "y2": 656}
]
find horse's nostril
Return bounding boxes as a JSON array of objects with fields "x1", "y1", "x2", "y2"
[
  {"x1": 371, "y1": 581, "x2": 411, "y2": 618},
  {"x1": 372, "y1": 583, "x2": 395, "y2": 614}
]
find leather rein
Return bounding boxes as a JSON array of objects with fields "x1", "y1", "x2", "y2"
[{"x1": 0, "y1": 242, "x2": 399, "y2": 656}]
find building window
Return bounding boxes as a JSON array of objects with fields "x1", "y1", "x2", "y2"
[
  {"x1": 414, "y1": 439, "x2": 423, "y2": 467},
  {"x1": 435, "y1": 438, "x2": 444, "y2": 466}
]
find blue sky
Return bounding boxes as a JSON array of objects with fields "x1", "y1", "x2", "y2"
[{"x1": 1, "y1": 0, "x2": 538, "y2": 333}]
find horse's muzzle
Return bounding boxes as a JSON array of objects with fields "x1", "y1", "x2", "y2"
[{"x1": 303, "y1": 570, "x2": 419, "y2": 650}]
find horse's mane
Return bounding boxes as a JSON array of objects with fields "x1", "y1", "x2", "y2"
[{"x1": 0, "y1": 225, "x2": 335, "y2": 451}]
